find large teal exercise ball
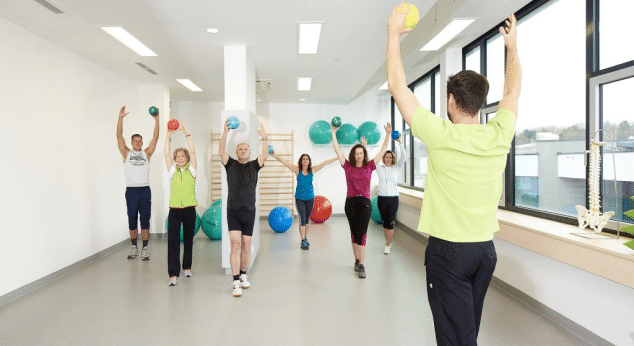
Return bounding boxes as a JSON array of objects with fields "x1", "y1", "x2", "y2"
[
  {"x1": 358, "y1": 121, "x2": 381, "y2": 145},
  {"x1": 201, "y1": 200, "x2": 222, "y2": 240},
  {"x1": 336, "y1": 123, "x2": 358, "y2": 145},
  {"x1": 165, "y1": 212, "x2": 201, "y2": 242},
  {"x1": 371, "y1": 196, "x2": 383, "y2": 224},
  {"x1": 309, "y1": 120, "x2": 332, "y2": 145}
]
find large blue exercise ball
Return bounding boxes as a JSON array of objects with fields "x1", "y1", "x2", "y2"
[
  {"x1": 268, "y1": 206, "x2": 293, "y2": 233},
  {"x1": 165, "y1": 212, "x2": 201, "y2": 242},
  {"x1": 357, "y1": 121, "x2": 381, "y2": 145},
  {"x1": 201, "y1": 199, "x2": 222, "y2": 240},
  {"x1": 371, "y1": 196, "x2": 383, "y2": 224},
  {"x1": 309, "y1": 120, "x2": 332, "y2": 145},
  {"x1": 336, "y1": 123, "x2": 358, "y2": 145}
]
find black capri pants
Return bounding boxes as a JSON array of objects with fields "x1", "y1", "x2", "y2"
[
  {"x1": 344, "y1": 196, "x2": 371, "y2": 245},
  {"x1": 295, "y1": 198, "x2": 314, "y2": 226},
  {"x1": 167, "y1": 207, "x2": 196, "y2": 278},
  {"x1": 377, "y1": 196, "x2": 399, "y2": 230}
]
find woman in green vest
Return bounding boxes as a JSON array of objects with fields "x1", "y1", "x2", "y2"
[{"x1": 164, "y1": 121, "x2": 198, "y2": 287}]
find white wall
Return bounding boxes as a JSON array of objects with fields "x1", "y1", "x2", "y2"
[{"x1": 0, "y1": 16, "x2": 167, "y2": 297}]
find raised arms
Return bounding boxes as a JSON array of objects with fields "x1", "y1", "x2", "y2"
[
  {"x1": 144, "y1": 109, "x2": 160, "y2": 159},
  {"x1": 386, "y1": 4, "x2": 420, "y2": 128},
  {"x1": 180, "y1": 122, "x2": 197, "y2": 170},
  {"x1": 116, "y1": 106, "x2": 130, "y2": 162},
  {"x1": 218, "y1": 119, "x2": 230, "y2": 165},
  {"x1": 257, "y1": 123, "x2": 269, "y2": 167},
  {"x1": 164, "y1": 125, "x2": 175, "y2": 171},
  {"x1": 331, "y1": 125, "x2": 346, "y2": 166},
  {"x1": 373, "y1": 123, "x2": 393, "y2": 165},
  {"x1": 271, "y1": 151, "x2": 299, "y2": 174},
  {"x1": 497, "y1": 14, "x2": 521, "y2": 118}
]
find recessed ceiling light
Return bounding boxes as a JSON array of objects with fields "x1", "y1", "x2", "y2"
[
  {"x1": 207, "y1": 27, "x2": 219, "y2": 34},
  {"x1": 300, "y1": 98, "x2": 306, "y2": 101},
  {"x1": 420, "y1": 19, "x2": 476, "y2": 51},
  {"x1": 298, "y1": 22, "x2": 323, "y2": 54},
  {"x1": 256, "y1": 99, "x2": 262, "y2": 102},
  {"x1": 100, "y1": 27, "x2": 157, "y2": 56},
  {"x1": 176, "y1": 79, "x2": 203, "y2": 92},
  {"x1": 297, "y1": 77, "x2": 312, "y2": 91}
]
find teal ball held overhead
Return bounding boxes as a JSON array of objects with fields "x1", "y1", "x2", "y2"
[{"x1": 148, "y1": 106, "x2": 158, "y2": 116}]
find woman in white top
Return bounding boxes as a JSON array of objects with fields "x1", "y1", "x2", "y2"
[{"x1": 374, "y1": 133, "x2": 407, "y2": 254}]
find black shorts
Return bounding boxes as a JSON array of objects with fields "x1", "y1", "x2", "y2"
[{"x1": 227, "y1": 208, "x2": 255, "y2": 236}]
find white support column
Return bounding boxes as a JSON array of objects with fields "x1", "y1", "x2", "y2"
[
  {"x1": 439, "y1": 47, "x2": 462, "y2": 120},
  {"x1": 221, "y1": 46, "x2": 259, "y2": 275}
]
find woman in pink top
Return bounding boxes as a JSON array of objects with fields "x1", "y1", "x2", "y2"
[{"x1": 331, "y1": 123, "x2": 392, "y2": 278}]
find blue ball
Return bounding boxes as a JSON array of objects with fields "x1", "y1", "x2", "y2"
[
  {"x1": 268, "y1": 206, "x2": 293, "y2": 233},
  {"x1": 268, "y1": 145, "x2": 274, "y2": 154},
  {"x1": 227, "y1": 116, "x2": 240, "y2": 129},
  {"x1": 391, "y1": 131, "x2": 400, "y2": 140}
]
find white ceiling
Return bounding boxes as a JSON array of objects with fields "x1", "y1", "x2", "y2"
[{"x1": 0, "y1": 0, "x2": 526, "y2": 104}]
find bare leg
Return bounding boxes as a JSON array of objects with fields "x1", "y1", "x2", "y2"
[
  {"x1": 141, "y1": 229, "x2": 149, "y2": 242},
  {"x1": 358, "y1": 245, "x2": 366, "y2": 265},
  {"x1": 229, "y1": 231, "x2": 242, "y2": 276},
  {"x1": 299, "y1": 225, "x2": 307, "y2": 239},
  {"x1": 240, "y1": 235, "x2": 252, "y2": 272},
  {"x1": 384, "y1": 228, "x2": 394, "y2": 246},
  {"x1": 351, "y1": 243, "x2": 359, "y2": 261}
]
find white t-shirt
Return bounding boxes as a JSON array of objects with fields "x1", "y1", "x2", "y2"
[
  {"x1": 124, "y1": 150, "x2": 150, "y2": 187},
  {"x1": 376, "y1": 142, "x2": 407, "y2": 196}
]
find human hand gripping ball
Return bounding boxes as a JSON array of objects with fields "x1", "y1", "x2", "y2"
[
  {"x1": 167, "y1": 119, "x2": 179, "y2": 131},
  {"x1": 402, "y1": 3, "x2": 419, "y2": 29},
  {"x1": 148, "y1": 106, "x2": 158, "y2": 116}
]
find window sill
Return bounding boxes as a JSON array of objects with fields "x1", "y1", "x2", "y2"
[
  {"x1": 496, "y1": 210, "x2": 634, "y2": 289},
  {"x1": 397, "y1": 186, "x2": 634, "y2": 289}
]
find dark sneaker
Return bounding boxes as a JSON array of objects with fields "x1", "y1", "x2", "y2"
[
  {"x1": 358, "y1": 265, "x2": 366, "y2": 279},
  {"x1": 305, "y1": 237, "x2": 310, "y2": 246},
  {"x1": 354, "y1": 260, "x2": 360, "y2": 272},
  {"x1": 301, "y1": 239, "x2": 309, "y2": 250}
]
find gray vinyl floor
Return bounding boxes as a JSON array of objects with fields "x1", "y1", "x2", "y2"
[{"x1": 0, "y1": 216, "x2": 589, "y2": 346}]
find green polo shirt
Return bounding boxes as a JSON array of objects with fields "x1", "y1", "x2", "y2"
[
  {"x1": 169, "y1": 163, "x2": 198, "y2": 208},
  {"x1": 411, "y1": 106, "x2": 516, "y2": 242}
]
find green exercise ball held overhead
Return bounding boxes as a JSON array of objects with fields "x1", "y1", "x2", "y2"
[
  {"x1": 331, "y1": 116, "x2": 342, "y2": 128},
  {"x1": 148, "y1": 106, "x2": 158, "y2": 116}
]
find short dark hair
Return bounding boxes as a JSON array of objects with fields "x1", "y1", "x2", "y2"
[
  {"x1": 446, "y1": 70, "x2": 489, "y2": 115},
  {"x1": 131, "y1": 134, "x2": 142, "y2": 141},
  {"x1": 297, "y1": 154, "x2": 312, "y2": 173},
  {"x1": 348, "y1": 144, "x2": 368, "y2": 166}
]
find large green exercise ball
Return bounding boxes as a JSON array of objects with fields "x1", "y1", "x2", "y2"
[
  {"x1": 165, "y1": 211, "x2": 201, "y2": 242},
  {"x1": 336, "y1": 123, "x2": 358, "y2": 145},
  {"x1": 309, "y1": 120, "x2": 332, "y2": 145},
  {"x1": 371, "y1": 196, "x2": 383, "y2": 224},
  {"x1": 201, "y1": 199, "x2": 222, "y2": 240},
  {"x1": 358, "y1": 121, "x2": 381, "y2": 145}
]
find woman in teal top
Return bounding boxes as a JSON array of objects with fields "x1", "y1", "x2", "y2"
[
  {"x1": 163, "y1": 121, "x2": 198, "y2": 287},
  {"x1": 270, "y1": 152, "x2": 338, "y2": 249}
]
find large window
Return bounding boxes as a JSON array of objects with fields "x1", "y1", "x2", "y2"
[
  {"x1": 598, "y1": 1, "x2": 634, "y2": 70},
  {"x1": 391, "y1": 66, "x2": 440, "y2": 190}
]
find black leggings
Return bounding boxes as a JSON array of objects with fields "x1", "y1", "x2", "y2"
[
  {"x1": 295, "y1": 198, "x2": 314, "y2": 226},
  {"x1": 167, "y1": 207, "x2": 196, "y2": 277},
  {"x1": 344, "y1": 196, "x2": 371, "y2": 245},
  {"x1": 377, "y1": 196, "x2": 399, "y2": 230}
]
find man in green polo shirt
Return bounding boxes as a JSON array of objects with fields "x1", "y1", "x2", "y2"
[{"x1": 387, "y1": 5, "x2": 521, "y2": 346}]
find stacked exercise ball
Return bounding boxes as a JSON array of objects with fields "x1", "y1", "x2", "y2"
[
  {"x1": 268, "y1": 206, "x2": 293, "y2": 233},
  {"x1": 165, "y1": 212, "x2": 201, "y2": 242},
  {"x1": 357, "y1": 121, "x2": 381, "y2": 145},
  {"x1": 371, "y1": 196, "x2": 383, "y2": 224},
  {"x1": 201, "y1": 199, "x2": 222, "y2": 240},
  {"x1": 310, "y1": 195, "x2": 332, "y2": 223},
  {"x1": 336, "y1": 124, "x2": 358, "y2": 145},
  {"x1": 309, "y1": 120, "x2": 332, "y2": 145}
]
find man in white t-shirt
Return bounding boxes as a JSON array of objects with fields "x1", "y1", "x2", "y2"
[{"x1": 116, "y1": 105, "x2": 160, "y2": 261}]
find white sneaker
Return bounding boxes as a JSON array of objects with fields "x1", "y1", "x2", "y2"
[
  {"x1": 239, "y1": 274, "x2": 251, "y2": 289},
  {"x1": 184, "y1": 269, "x2": 192, "y2": 278},
  {"x1": 232, "y1": 280, "x2": 242, "y2": 297},
  {"x1": 168, "y1": 276, "x2": 178, "y2": 287},
  {"x1": 127, "y1": 245, "x2": 138, "y2": 259},
  {"x1": 384, "y1": 245, "x2": 391, "y2": 254},
  {"x1": 141, "y1": 247, "x2": 150, "y2": 261}
]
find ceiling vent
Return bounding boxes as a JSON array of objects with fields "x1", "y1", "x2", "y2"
[
  {"x1": 136, "y1": 62, "x2": 158, "y2": 75},
  {"x1": 256, "y1": 80, "x2": 272, "y2": 91},
  {"x1": 33, "y1": 0, "x2": 64, "y2": 14}
]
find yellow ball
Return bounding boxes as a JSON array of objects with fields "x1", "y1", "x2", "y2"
[{"x1": 402, "y1": 3, "x2": 419, "y2": 29}]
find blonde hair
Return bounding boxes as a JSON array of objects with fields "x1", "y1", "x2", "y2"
[{"x1": 173, "y1": 148, "x2": 190, "y2": 162}]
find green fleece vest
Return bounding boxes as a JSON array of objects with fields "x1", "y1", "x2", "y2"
[{"x1": 169, "y1": 163, "x2": 198, "y2": 208}]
